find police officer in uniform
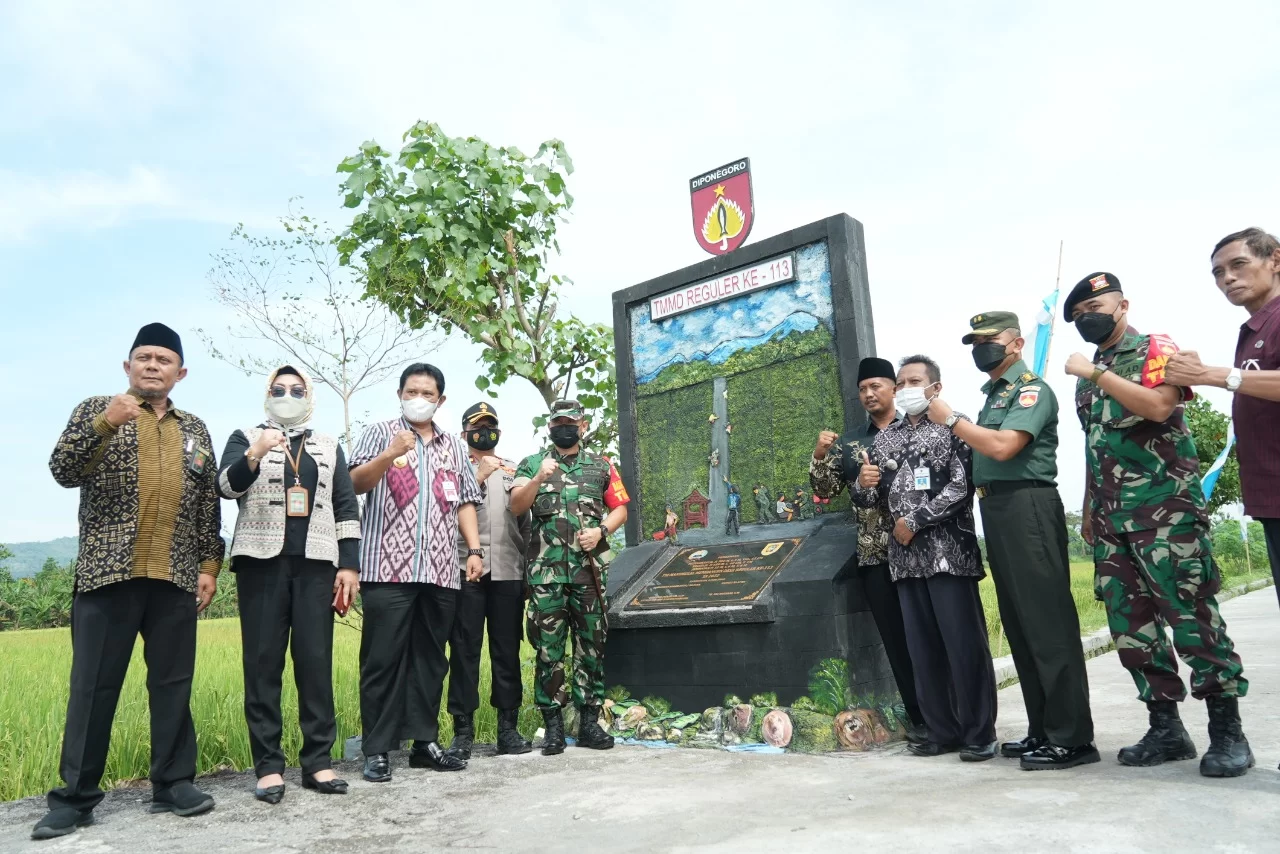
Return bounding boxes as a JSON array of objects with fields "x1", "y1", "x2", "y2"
[
  {"x1": 1064, "y1": 273, "x2": 1251, "y2": 777},
  {"x1": 509, "y1": 399, "x2": 630, "y2": 755},
  {"x1": 928, "y1": 312, "x2": 1099, "y2": 770}
]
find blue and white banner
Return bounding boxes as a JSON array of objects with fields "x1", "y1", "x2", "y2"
[
  {"x1": 1202, "y1": 422, "x2": 1235, "y2": 501},
  {"x1": 1032, "y1": 290, "x2": 1059, "y2": 376}
]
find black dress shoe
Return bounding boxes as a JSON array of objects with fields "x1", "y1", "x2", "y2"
[
  {"x1": 302, "y1": 774, "x2": 349, "y2": 794},
  {"x1": 904, "y1": 723, "x2": 929, "y2": 746},
  {"x1": 959, "y1": 741, "x2": 998, "y2": 762},
  {"x1": 253, "y1": 784, "x2": 285, "y2": 804},
  {"x1": 1000, "y1": 735, "x2": 1048, "y2": 758},
  {"x1": 363, "y1": 753, "x2": 392, "y2": 783},
  {"x1": 150, "y1": 782, "x2": 216, "y2": 816},
  {"x1": 31, "y1": 807, "x2": 94, "y2": 840},
  {"x1": 906, "y1": 741, "x2": 960, "y2": 757},
  {"x1": 409, "y1": 740, "x2": 467, "y2": 771},
  {"x1": 1020, "y1": 742, "x2": 1102, "y2": 771}
]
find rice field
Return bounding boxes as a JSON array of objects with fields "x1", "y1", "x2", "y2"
[
  {"x1": 0, "y1": 618, "x2": 538, "y2": 803},
  {"x1": 1, "y1": 559, "x2": 1267, "y2": 803}
]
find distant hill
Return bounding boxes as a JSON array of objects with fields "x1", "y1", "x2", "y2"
[{"x1": 2, "y1": 537, "x2": 78, "y2": 577}]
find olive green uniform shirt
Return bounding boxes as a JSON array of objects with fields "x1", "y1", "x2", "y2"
[{"x1": 972, "y1": 359, "x2": 1058, "y2": 486}]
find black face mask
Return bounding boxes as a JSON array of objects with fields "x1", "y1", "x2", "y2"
[
  {"x1": 466, "y1": 428, "x2": 499, "y2": 452},
  {"x1": 549, "y1": 424, "x2": 581, "y2": 449},
  {"x1": 971, "y1": 342, "x2": 1010, "y2": 373},
  {"x1": 1075, "y1": 311, "x2": 1118, "y2": 345}
]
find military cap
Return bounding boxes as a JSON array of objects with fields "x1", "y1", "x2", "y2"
[
  {"x1": 462, "y1": 401, "x2": 499, "y2": 427},
  {"x1": 1064, "y1": 272, "x2": 1122, "y2": 322},
  {"x1": 961, "y1": 311, "x2": 1020, "y2": 345},
  {"x1": 549, "y1": 398, "x2": 584, "y2": 420}
]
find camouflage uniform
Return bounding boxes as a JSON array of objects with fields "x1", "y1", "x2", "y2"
[
  {"x1": 514, "y1": 436, "x2": 628, "y2": 711},
  {"x1": 1077, "y1": 327, "x2": 1246, "y2": 702}
]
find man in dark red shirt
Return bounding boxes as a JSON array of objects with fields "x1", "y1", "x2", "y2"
[{"x1": 1166, "y1": 227, "x2": 1280, "y2": 607}]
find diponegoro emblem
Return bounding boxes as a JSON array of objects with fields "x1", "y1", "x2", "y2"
[{"x1": 689, "y1": 158, "x2": 754, "y2": 256}]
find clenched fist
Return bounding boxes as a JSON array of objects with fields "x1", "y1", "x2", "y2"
[
  {"x1": 251, "y1": 428, "x2": 287, "y2": 458},
  {"x1": 814, "y1": 430, "x2": 839, "y2": 460},
  {"x1": 1065, "y1": 353, "x2": 1096, "y2": 380},
  {"x1": 537, "y1": 456, "x2": 559, "y2": 479},
  {"x1": 104, "y1": 394, "x2": 143, "y2": 428},
  {"x1": 857, "y1": 450, "x2": 881, "y2": 489},
  {"x1": 475, "y1": 455, "x2": 502, "y2": 484},
  {"x1": 389, "y1": 430, "x2": 416, "y2": 458}
]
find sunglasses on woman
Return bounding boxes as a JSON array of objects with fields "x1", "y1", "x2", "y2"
[{"x1": 269, "y1": 385, "x2": 306, "y2": 399}]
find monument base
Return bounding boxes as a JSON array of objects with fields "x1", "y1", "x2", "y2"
[{"x1": 604, "y1": 516, "x2": 898, "y2": 713}]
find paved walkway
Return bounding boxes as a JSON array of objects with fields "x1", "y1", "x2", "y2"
[{"x1": 3, "y1": 589, "x2": 1278, "y2": 853}]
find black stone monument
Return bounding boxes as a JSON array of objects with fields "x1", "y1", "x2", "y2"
[{"x1": 606, "y1": 213, "x2": 894, "y2": 712}]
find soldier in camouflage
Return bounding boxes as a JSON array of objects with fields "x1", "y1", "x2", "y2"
[
  {"x1": 509, "y1": 399, "x2": 630, "y2": 755},
  {"x1": 1065, "y1": 272, "x2": 1252, "y2": 778}
]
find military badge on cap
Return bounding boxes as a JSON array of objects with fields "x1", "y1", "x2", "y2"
[{"x1": 1089, "y1": 273, "x2": 1109, "y2": 291}]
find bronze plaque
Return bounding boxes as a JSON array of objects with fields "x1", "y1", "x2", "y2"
[{"x1": 627, "y1": 538, "x2": 803, "y2": 610}]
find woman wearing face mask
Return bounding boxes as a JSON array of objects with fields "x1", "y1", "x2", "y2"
[{"x1": 216, "y1": 366, "x2": 361, "y2": 803}]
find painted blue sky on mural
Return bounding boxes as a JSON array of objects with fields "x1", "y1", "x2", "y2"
[{"x1": 630, "y1": 242, "x2": 833, "y2": 385}]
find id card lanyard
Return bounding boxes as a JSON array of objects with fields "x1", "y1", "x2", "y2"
[{"x1": 282, "y1": 437, "x2": 309, "y2": 517}]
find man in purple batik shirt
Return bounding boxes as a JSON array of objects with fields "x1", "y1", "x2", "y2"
[{"x1": 349, "y1": 363, "x2": 484, "y2": 783}]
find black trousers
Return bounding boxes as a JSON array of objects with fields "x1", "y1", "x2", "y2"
[
  {"x1": 359, "y1": 582, "x2": 457, "y2": 755},
  {"x1": 860, "y1": 563, "x2": 923, "y2": 727},
  {"x1": 1261, "y1": 519, "x2": 1280, "y2": 610},
  {"x1": 447, "y1": 575, "x2": 525, "y2": 716},
  {"x1": 49, "y1": 579, "x2": 197, "y2": 812},
  {"x1": 897, "y1": 573, "x2": 997, "y2": 746},
  {"x1": 236, "y1": 556, "x2": 338, "y2": 777},
  {"x1": 980, "y1": 488, "x2": 1095, "y2": 747}
]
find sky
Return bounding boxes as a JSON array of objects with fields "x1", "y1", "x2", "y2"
[{"x1": 3, "y1": 1, "x2": 1278, "y2": 544}]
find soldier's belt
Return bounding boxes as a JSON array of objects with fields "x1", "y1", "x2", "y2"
[{"x1": 975, "y1": 480, "x2": 1055, "y2": 500}]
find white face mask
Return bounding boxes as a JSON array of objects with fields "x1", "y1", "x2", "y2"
[
  {"x1": 895, "y1": 383, "x2": 939, "y2": 416},
  {"x1": 402, "y1": 397, "x2": 437, "y2": 424},
  {"x1": 266, "y1": 395, "x2": 309, "y2": 426}
]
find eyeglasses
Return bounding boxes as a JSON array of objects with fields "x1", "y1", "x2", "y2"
[{"x1": 269, "y1": 386, "x2": 306, "y2": 399}]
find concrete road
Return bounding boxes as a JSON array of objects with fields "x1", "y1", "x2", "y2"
[{"x1": 3, "y1": 589, "x2": 1278, "y2": 853}]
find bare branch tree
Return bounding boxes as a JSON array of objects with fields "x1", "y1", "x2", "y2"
[{"x1": 197, "y1": 202, "x2": 441, "y2": 452}]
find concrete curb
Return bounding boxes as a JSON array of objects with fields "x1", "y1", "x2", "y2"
[{"x1": 991, "y1": 576, "x2": 1275, "y2": 688}]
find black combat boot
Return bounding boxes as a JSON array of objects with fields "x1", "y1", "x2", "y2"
[
  {"x1": 576, "y1": 705, "x2": 615, "y2": 750},
  {"x1": 541, "y1": 707, "x2": 566, "y2": 756},
  {"x1": 1200, "y1": 695, "x2": 1254, "y2": 778},
  {"x1": 496, "y1": 709, "x2": 532, "y2": 755},
  {"x1": 1117, "y1": 700, "x2": 1197, "y2": 767},
  {"x1": 446, "y1": 713, "x2": 474, "y2": 761}
]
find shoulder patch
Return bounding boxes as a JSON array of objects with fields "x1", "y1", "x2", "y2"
[
  {"x1": 1018, "y1": 388, "x2": 1040, "y2": 408},
  {"x1": 1141, "y1": 333, "x2": 1180, "y2": 389}
]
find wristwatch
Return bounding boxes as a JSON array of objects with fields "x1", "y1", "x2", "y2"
[
  {"x1": 1089, "y1": 364, "x2": 1108, "y2": 385},
  {"x1": 467, "y1": 548, "x2": 485, "y2": 558},
  {"x1": 1226, "y1": 367, "x2": 1243, "y2": 392},
  {"x1": 944, "y1": 414, "x2": 959, "y2": 429}
]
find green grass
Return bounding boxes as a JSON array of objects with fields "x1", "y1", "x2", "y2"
[
  {"x1": 981, "y1": 560, "x2": 1274, "y2": 656},
  {"x1": 4, "y1": 558, "x2": 1269, "y2": 802},
  {"x1": 0, "y1": 619, "x2": 539, "y2": 803}
]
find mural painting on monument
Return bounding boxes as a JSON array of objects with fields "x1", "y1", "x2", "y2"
[{"x1": 629, "y1": 241, "x2": 848, "y2": 541}]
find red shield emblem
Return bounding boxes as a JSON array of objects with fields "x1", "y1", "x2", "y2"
[{"x1": 689, "y1": 158, "x2": 754, "y2": 255}]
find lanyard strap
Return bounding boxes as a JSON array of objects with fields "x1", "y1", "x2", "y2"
[{"x1": 281, "y1": 437, "x2": 305, "y2": 483}]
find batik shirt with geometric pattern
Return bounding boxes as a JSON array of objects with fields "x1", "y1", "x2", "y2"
[
  {"x1": 810, "y1": 414, "x2": 901, "y2": 567},
  {"x1": 350, "y1": 418, "x2": 482, "y2": 587},
  {"x1": 1074, "y1": 327, "x2": 1208, "y2": 538}
]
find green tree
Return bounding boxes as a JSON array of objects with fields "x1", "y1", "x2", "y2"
[
  {"x1": 1184, "y1": 396, "x2": 1240, "y2": 514},
  {"x1": 335, "y1": 121, "x2": 618, "y2": 453},
  {"x1": 197, "y1": 205, "x2": 440, "y2": 453},
  {"x1": 1210, "y1": 517, "x2": 1270, "y2": 581},
  {"x1": 1063, "y1": 510, "x2": 1091, "y2": 561}
]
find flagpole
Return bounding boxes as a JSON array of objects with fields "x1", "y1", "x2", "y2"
[{"x1": 1042, "y1": 240, "x2": 1064, "y2": 370}]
